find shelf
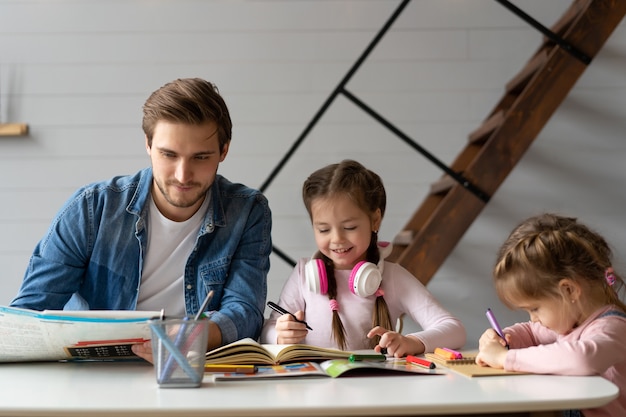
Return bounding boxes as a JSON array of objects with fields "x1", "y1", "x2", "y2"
[{"x1": 0, "y1": 123, "x2": 29, "y2": 137}]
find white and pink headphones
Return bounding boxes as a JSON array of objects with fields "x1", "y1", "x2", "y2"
[{"x1": 304, "y1": 242, "x2": 392, "y2": 298}]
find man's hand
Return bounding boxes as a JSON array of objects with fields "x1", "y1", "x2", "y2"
[{"x1": 131, "y1": 340, "x2": 154, "y2": 363}]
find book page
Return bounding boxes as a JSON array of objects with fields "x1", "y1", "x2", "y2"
[
  {"x1": 213, "y1": 362, "x2": 328, "y2": 380},
  {"x1": 213, "y1": 358, "x2": 446, "y2": 380},
  {"x1": 0, "y1": 306, "x2": 154, "y2": 362},
  {"x1": 41, "y1": 310, "x2": 163, "y2": 320},
  {"x1": 205, "y1": 339, "x2": 353, "y2": 365},
  {"x1": 205, "y1": 338, "x2": 275, "y2": 364},
  {"x1": 320, "y1": 358, "x2": 446, "y2": 378},
  {"x1": 265, "y1": 343, "x2": 352, "y2": 363}
]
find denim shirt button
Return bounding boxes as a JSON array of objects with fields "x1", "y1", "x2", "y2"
[{"x1": 186, "y1": 284, "x2": 193, "y2": 290}]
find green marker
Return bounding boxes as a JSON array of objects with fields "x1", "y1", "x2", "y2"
[{"x1": 348, "y1": 353, "x2": 386, "y2": 362}]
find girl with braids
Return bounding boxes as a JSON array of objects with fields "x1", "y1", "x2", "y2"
[
  {"x1": 261, "y1": 160, "x2": 465, "y2": 357},
  {"x1": 476, "y1": 213, "x2": 626, "y2": 417}
]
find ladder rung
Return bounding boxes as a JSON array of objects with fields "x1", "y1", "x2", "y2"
[
  {"x1": 506, "y1": 49, "x2": 548, "y2": 94},
  {"x1": 429, "y1": 175, "x2": 458, "y2": 195},
  {"x1": 468, "y1": 110, "x2": 505, "y2": 145}
]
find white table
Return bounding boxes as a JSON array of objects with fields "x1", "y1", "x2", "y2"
[{"x1": 0, "y1": 361, "x2": 618, "y2": 416}]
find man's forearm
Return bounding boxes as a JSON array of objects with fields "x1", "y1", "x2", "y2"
[{"x1": 207, "y1": 321, "x2": 223, "y2": 350}]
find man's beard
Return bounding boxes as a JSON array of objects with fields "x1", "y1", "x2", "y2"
[{"x1": 155, "y1": 179, "x2": 207, "y2": 209}]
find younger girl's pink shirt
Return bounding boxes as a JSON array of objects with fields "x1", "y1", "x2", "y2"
[
  {"x1": 503, "y1": 305, "x2": 626, "y2": 417},
  {"x1": 261, "y1": 259, "x2": 466, "y2": 353}
]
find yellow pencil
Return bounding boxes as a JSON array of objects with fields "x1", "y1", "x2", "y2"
[{"x1": 204, "y1": 364, "x2": 258, "y2": 374}]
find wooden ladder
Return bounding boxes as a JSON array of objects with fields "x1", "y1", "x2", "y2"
[{"x1": 387, "y1": 0, "x2": 626, "y2": 285}]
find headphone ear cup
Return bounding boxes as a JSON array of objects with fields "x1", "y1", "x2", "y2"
[
  {"x1": 349, "y1": 261, "x2": 382, "y2": 297},
  {"x1": 305, "y1": 258, "x2": 328, "y2": 295}
]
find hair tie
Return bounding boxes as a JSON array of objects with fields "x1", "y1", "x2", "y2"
[
  {"x1": 374, "y1": 288, "x2": 384, "y2": 298},
  {"x1": 329, "y1": 299, "x2": 339, "y2": 312},
  {"x1": 605, "y1": 267, "x2": 616, "y2": 286}
]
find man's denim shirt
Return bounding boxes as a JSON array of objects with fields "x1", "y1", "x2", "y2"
[{"x1": 11, "y1": 168, "x2": 272, "y2": 345}]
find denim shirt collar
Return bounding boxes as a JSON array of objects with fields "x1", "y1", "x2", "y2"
[{"x1": 128, "y1": 167, "x2": 225, "y2": 235}]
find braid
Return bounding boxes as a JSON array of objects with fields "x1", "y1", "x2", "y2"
[
  {"x1": 368, "y1": 232, "x2": 393, "y2": 348},
  {"x1": 322, "y1": 255, "x2": 347, "y2": 350}
]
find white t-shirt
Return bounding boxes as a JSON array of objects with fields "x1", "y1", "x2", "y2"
[{"x1": 136, "y1": 193, "x2": 209, "y2": 316}]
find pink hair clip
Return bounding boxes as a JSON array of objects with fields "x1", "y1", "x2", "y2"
[
  {"x1": 605, "y1": 267, "x2": 616, "y2": 286},
  {"x1": 329, "y1": 299, "x2": 339, "y2": 312}
]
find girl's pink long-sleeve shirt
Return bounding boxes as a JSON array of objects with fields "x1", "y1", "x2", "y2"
[
  {"x1": 261, "y1": 259, "x2": 466, "y2": 353},
  {"x1": 503, "y1": 305, "x2": 626, "y2": 417}
]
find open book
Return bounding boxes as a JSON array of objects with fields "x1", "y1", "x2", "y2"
[
  {"x1": 425, "y1": 351, "x2": 529, "y2": 377},
  {"x1": 0, "y1": 305, "x2": 162, "y2": 362},
  {"x1": 211, "y1": 358, "x2": 446, "y2": 380},
  {"x1": 205, "y1": 337, "x2": 354, "y2": 365}
]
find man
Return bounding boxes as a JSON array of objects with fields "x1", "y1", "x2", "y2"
[{"x1": 11, "y1": 78, "x2": 272, "y2": 361}]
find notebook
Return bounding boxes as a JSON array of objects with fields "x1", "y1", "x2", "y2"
[{"x1": 425, "y1": 350, "x2": 529, "y2": 378}]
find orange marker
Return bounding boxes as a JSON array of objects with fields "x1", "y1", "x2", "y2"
[
  {"x1": 442, "y1": 347, "x2": 463, "y2": 359},
  {"x1": 434, "y1": 347, "x2": 460, "y2": 360}
]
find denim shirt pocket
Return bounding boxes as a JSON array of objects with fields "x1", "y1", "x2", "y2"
[{"x1": 198, "y1": 257, "x2": 230, "y2": 301}]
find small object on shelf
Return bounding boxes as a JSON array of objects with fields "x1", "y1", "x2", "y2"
[{"x1": 0, "y1": 123, "x2": 29, "y2": 137}]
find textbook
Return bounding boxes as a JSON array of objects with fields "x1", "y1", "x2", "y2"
[
  {"x1": 212, "y1": 358, "x2": 445, "y2": 380},
  {"x1": 204, "y1": 337, "x2": 357, "y2": 365},
  {"x1": 425, "y1": 351, "x2": 529, "y2": 378},
  {"x1": 0, "y1": 305, "x2": 163, "y2": 362}
]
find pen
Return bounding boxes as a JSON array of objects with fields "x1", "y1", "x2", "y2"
[
  {"x1": 406, "y1": 355, "x2": 436, "y2": 369},
  {"x1": 204, "y1": 364, "x2": 258, "y2": 374},
  {"x1": 195, "y1": 290, "x2": 215, "y2": 321},
  {"x1": 267, "y1": 301, "x2": 313, "y2": 330},
  {"x1": 349, "y1": 353, "x2": 386, "y2": 362},
  {"x1": 486, "y1": 308, "x2": 509, "y2": 349}
]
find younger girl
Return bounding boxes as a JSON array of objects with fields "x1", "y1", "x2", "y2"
[
  {"x1": 261, "y1": 160, "x2": 466, "y2": 357},
  {"x1": 476, "y1": 213, "x2": 626, "y2": 417}
]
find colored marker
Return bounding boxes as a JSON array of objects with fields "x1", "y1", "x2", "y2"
[
  {"x1": 486, "y1": 308, "x2": 509, "y2": 349},
  {"x1": 204, "y1": 364, "x2": 258, "y2": 374},
  {"x1": 406, "y1": 355, "x2": 436, "y2": 369},
  {"x1": 349, "y1": 353, "x2": 386, "y2": 362},
  {"x1": 434, "y1": 347, "x2": 461, "y2": 360},
  {"x1": 442, "y1": 347, "x2": 463, "y2": 359},
  {"x1": 267, "y1": 301, "x2": 313, "y2": 330}
]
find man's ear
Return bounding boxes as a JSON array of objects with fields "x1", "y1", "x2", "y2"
[
  {"x1": 219, "y1": 142, "x2": 230, "y2": 162},
  {"x1": 558, "y1": 278, "x2": 582, "y2": 302},
  {"x1": 145, "y1": 135, "x2": 151, "y2": 155}
]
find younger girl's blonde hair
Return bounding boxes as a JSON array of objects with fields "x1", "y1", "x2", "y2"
[{"x1": 494, "y1": 213, "x2": 626, "y2": 312}]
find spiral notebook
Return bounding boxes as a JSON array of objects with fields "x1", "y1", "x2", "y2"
[{"x1": 425, "y1": 351, "x2": 529, "y2": 378}]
